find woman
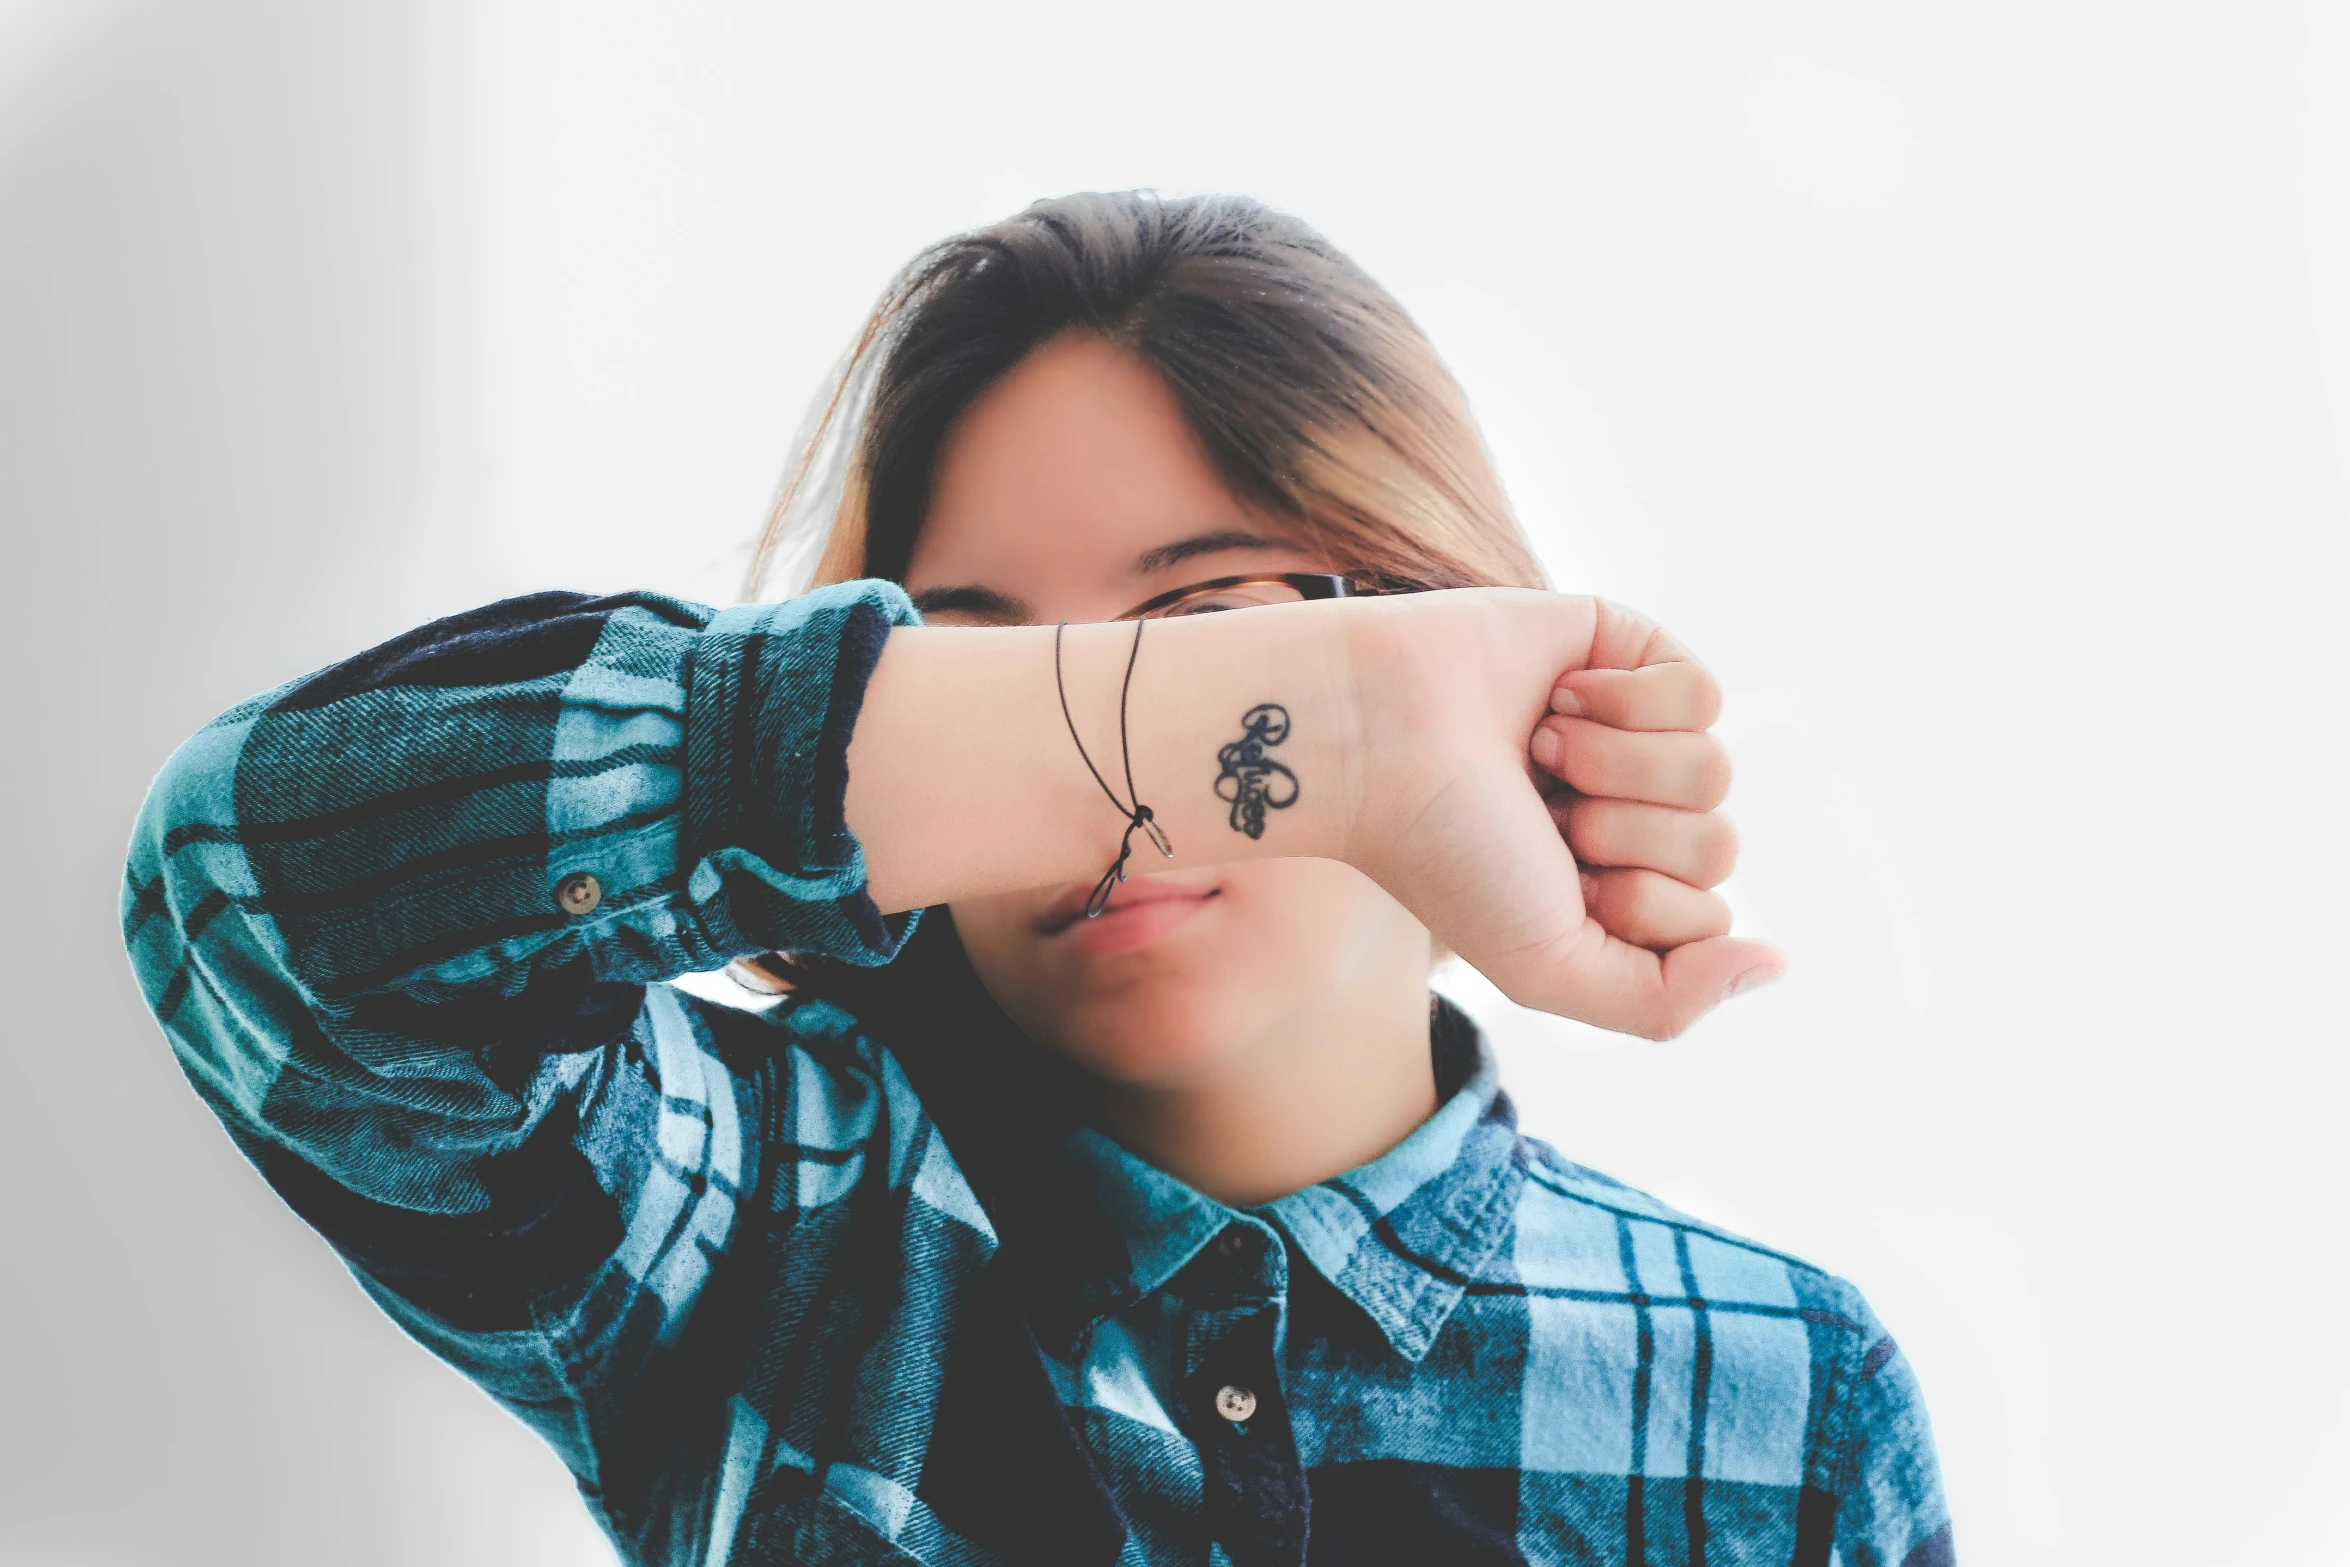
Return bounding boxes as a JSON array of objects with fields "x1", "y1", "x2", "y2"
[{"x1": 124, "y1": 192, "x2": 1949, "y2": 1566}]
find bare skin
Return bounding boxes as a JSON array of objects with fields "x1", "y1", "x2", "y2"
[{"x1": 843, "y1": 334, "x2": 1779, "y2": 1205}]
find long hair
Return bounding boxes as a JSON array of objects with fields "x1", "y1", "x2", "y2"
[
  {"x1": 743, "y1": 189, "x2": 1545, "y2": 602},
  {"x1": 733, "y1": 190, "x2": 1544, "y2": 1010},
  {"x1": 733, "y1": 191, "x2": 1541, "y2": 1217}
]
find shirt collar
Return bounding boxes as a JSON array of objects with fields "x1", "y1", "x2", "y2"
[{"x1": 1037, "y1": 1000, "x2": 1526, "y2": 1365}]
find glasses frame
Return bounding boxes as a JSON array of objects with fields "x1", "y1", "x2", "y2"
[{"x1": 1117, "y1": 572, "x2": 1374, "y2": 623}]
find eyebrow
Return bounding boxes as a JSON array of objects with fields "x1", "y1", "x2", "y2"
[
  {"x1": 907, "y1": 583, "x2": 1033, "y2": 623},
  {"x1": 1133, "y1": 529, "x2": 1286, "y2": 575}
]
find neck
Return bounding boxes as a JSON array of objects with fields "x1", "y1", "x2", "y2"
[{"x1": 1093, "y1": 937, "x2": 1439, "y2": 1208}]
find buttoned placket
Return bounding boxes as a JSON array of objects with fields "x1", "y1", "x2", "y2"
[
  {"x1": 1179, "y1": 1217, "x2": 1309, "y2": 1567},
  {"x1": 1034, "y1": 1009, "x2": 1515, "y2": 1566}
]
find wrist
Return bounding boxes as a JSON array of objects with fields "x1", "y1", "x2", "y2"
[
  {"x1": 1111, "y1": 599, "x2": 1360, "y2": 872},
  {"x1": 847, "y1": 601, "x2": 1378, "y2": 914},
  {"x1": 1325, "y1": 591, "x2": 1435, "y2": 883}
]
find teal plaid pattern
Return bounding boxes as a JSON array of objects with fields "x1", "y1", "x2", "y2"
[{"x1": 123, "y1": 584, "x2": 1952, "y2": 1566}]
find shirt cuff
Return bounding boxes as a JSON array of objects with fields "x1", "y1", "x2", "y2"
[{"x1": 682, "y1": 580, "x2": 923, "y2": 965}]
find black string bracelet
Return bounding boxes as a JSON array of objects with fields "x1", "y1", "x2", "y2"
[{"x1": 1055, "y1": 618, "x2": 1175, "y2": 918}]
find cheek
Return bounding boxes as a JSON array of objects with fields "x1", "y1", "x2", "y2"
[{"x1": 1196, "y1": 860, "x2": 1399, "y2": 988}]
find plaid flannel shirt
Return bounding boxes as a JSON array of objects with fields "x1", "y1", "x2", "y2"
[{"x1": 122, "y1": 582, "x2": 1953, "y2": 1566}]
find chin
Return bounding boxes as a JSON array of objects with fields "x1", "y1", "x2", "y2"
[
  {"x1": 999, "y1": 921, "x2": 1258, "y2": 1086},
  {"x1": 1044, "y1": 980, "x2": 1259, "y2": 1086}
]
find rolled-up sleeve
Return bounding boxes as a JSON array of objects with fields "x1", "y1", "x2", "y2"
[{"x1": 119, "y1": 580, "x2": 921, "y2": 1495}]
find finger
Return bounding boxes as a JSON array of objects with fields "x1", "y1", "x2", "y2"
[
  {"x1": 1556, "y1": 797, "x2": 1739, "y2": 888},
  {"x1": 1551, "y1": 660, "x2": 1721, "y2": 732},
  {"x1": 1576, "y1": 867, "x2": 1732, "y2": 951},
  {"x1": 1582, "y1": 597, "x2": 1699, "y2": 672},
  {"x1": 1519, "y1": 926, "x2": 1784, "y2": 1041},
  {"x1": 1531, "y1": 718, "x2": 1732, "y2": 810}
]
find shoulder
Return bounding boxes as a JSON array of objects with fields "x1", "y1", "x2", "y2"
[
  {"x1": 1503, "y1": 1135, "x2": 1932, "y2": 1498},
  {"x1": 1501, "y1": 1136, "x2": 1949, "y2": 1555},
  {"x1": 1508, "y1": 1134, "x2": 1879, "y2": 1340}
]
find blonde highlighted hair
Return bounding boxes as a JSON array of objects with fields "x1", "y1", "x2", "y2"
[{"x1": 743, "y1": 190, "x2": 1544, "y2": 602}]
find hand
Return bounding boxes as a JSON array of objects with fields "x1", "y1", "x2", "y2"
[
  {"x1": 1536, "y1": 620, "x2": 1739, "y2": 953},
  {"x1": 1339, "y1": 590, "x2": 1782, "y2": 1039}
]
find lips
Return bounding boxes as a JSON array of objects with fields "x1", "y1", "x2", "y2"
[{"x1": 1036, "y1": 874, "x2": 1218, "y2": 937}]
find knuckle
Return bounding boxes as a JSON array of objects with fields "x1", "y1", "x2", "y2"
[
  {"x1": 1561, "y1": 727, "x2": 1618, "y2": 792},
  {"x1": 1693, "y1": 744, "x2": 1733, "y2": 807},
  {"x1": 1626, "y1": 668, "x2": 1691, "y2": 731},
  {"x1": 1695, "y1": 891, "x2": 1734, "y2": 938},
  {"x1": 1583, "y1": 866, "x2": 1626, "y2": 923},
  {"x1": 1577, "y1": 799, "x2": 1631, "y2": 856},
  {"x1": 1621, "y1": 867, "x2": 1669, "y2": 922},
  {"x1": 1576, "y1": 691, "x2": 1624, "y2": 733},
  {"x1": 1688, "y1": 666, "x2": 1724, "y2": 728},
  {"x1": 1698, "y1": 814, "x2": 1740, "y2": 885}
]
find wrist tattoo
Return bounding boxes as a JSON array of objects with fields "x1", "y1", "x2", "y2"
[{"x1": 1215, "y1": 704, "x2": 1299, "y2": 839}]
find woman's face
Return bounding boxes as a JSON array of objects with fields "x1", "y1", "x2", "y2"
[{"x1": 903, "y1": 333, "x2": 1431, "y2": 1087}]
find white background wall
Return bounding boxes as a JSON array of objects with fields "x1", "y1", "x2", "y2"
[{"x1": 3, "y1": 3, "x2": 2345, "y2": 1563}]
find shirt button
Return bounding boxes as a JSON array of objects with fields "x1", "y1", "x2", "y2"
[
  {"x1": 1213, "y1": 1384, "x2": 1257, "y2": 1425},
  {"x1": 555, "y1": 873, "x2": 602, "y2": 917},
  {"x1": 1215, "y1": 1228, "x2": 1250, "y2": 1259}
]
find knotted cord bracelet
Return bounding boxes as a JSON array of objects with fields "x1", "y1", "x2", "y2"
[{"x1": 1054, "y1": 619, "x2": 1176, "y2": 917}]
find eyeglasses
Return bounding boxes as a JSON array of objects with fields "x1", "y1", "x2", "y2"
[{"x1": 1117, "y1": 572, "x2": 1400, "y2": 623}]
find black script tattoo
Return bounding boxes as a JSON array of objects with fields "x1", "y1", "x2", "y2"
[{"x1": 1215, "y1": 703, "x2": 1299, "y2": 839}]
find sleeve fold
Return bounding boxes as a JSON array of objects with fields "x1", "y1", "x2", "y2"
[
  {"x1": 117, "y1": 578, "x2": 920, "y2": 1389},
  {"x1": 680, "y1": 588, "x2": 918, "y2": 966}
]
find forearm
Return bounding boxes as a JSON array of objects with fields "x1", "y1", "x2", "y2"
[
  {"x1": 125, "y1": 583, "x2": 936, "y2": 1452},
  {"x1": 125, "y1": 584, "x2": 918, "y2": 1198},
  {"x1": 846, "y1": 602, "x2": 1361, "y2": 914}
]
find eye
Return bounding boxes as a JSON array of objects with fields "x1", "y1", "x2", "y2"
[{"x1": 1143, "y1": 581, "x2": 1309, "y2": 619}]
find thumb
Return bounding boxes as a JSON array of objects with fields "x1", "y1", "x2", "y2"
[{"x1": 1517, "y1": 928, "x2": 1785, "y2": 1040}]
